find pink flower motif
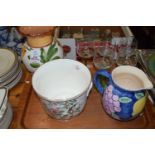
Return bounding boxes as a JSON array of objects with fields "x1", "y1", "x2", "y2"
[
  {"x1": 112, "y1": 95, "x2": 119, "y2": 101},
  {"x1": 113, "y1": 101, "x2": 120, "y2": 108},
  {"x1": 109, "y1": 99, "x2": 113, "y2": 104},
  {"x1": 107, "y1": 85, "x2": 113, "y2": 92},
  {"x1": 114, "y1": 106, "x2": 121, "y2": 112},
  {"x1": 105, "y1": 88, "x2": 109, "y2": 94},
  {"x1": 103, "y1": 87, "x2": 121, "y2": 115},
  {"x1": 31, "y1": 56, "x2": 39, "y2": 61},
  {"x1": 108, "y1": 92, "x2": 112, "y2": 99},
  {"x1": 103, "y1": 95, "x2": 108, "y2": 101},
  {"x1": 104, "y1": 104, "x2": 111, "y2": 114},
  {"x1": 109, "y1": 104, "x2": 115, "y2": 113},
  {"x1": 50, "y1": 108, "x2": 59, "y2": 114}
]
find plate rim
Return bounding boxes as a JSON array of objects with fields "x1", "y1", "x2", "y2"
[{"x1": 0, "y1": 48, "x2": 18, "y2": 77}]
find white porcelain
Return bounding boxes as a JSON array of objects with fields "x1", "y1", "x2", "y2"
[
  {"x1": 22, "y1": 40, "x2": 63, "y2": 72},
  {"x1": 0, "y1": 102, "x2": 13, "y2": 129},
  {"x1": 32, "y1": 59, "x2": 92, "y2": 119},
  {"x1": 0, "y1": 61, "x2": 19, "y2": 83},
  {"x1": 5, "y1": 69, "x2": 23, "y2": 90},
  {"x1": 0, "y1": 67, "x2": 22, "y2": 90},
  {"x1": 0, "y1": 48, "x2": 22, "y2": 90},
  {"x1": 0, "y1": 87, "x2": 13, "y2": 129},
  {"x1": 0, "y1": 48, "x2": 17, "y2": 77},
  {"x1": 112, "y1": 65, "x2": 153, "y2": 91},
  {"x1": 0, "y1": 87, "x2": 8, "y2": 122}
]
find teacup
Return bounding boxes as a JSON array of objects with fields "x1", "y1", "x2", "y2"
[{"x1": 32, "y1": 59, "x2": 92, "y2": 119}]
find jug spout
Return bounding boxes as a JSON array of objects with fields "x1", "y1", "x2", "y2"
[
  {"x1": 143, "y1": 78, "x2": 153, "y2": 90},
  {"x1": 112, "y1": 66, "x2": 153, "y2": 91},
  {"x1": 133, "y1": 68, "x2": 153, "y2": 90}
]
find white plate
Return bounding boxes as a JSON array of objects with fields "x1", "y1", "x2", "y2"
[
  {"x1": 0, "y1": 88, "x2": 6, "y2": 108},
  {"x1": 0, "y1": 65, "x2": 22, "y2": 87},
  {"x1": 0, "y1": 61, "x2": 19, "y2": 83},
  {"x1": 0, "y1": 48, "x2": 17, "y2": 77},
  {"x1": 0, "y1": 102, "x2": 13, "y2": 129},
  {"x1": 0, "y1": 88, "x2": 7, "y2": 121},
  {"x1": 5, "y1": 69, "x2": 23, "y2": 90}
]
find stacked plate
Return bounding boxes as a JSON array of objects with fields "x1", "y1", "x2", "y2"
[
  {"x1": 0, "y1": 87, "x2": 13, "y2": 128},
  {"x1": 0, "y1": 48, "x2": 22, "y2": 89}
]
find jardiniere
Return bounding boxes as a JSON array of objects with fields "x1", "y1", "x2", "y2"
[{"x1": 32, "y1": 59, "x2": 92, "y2": 120}]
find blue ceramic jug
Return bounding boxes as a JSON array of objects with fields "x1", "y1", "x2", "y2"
[{"x1": 93, "y1": 65, "x2": 153, "y2": 121}]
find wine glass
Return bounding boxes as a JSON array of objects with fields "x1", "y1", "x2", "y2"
[
  {"x1": 93, "y1": 44, "x2": 114, "y2": 70},
  {"x1": 77, "y1": 43, "x2": 94, "y2": 66},
  {"x1": 116, "y1": 37, "x2": 138, "y2": 66},
  {"x1": 126, "y1": 37, "x2": 138, "y2": 66}
]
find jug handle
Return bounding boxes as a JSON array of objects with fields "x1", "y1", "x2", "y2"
[{"x1": 93, "y1": 69, "x2": 111, "y2": 94}]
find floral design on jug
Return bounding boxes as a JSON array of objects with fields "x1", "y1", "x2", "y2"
[
  {"x1": 25, "y1": 43, "x2": 60, "y2": 69},
  {"x1": 103, "y1": 85, "x2": 121, "y2": 115},
  {"x1": 103, "y1": 84, "x2": 146, "y2": 120},
  {"x1": 22, "y1": 40, "x2": 63, "y2": 72},
  {"x1": 132, "y1": 93, "x2": 146, "y2": 117}
]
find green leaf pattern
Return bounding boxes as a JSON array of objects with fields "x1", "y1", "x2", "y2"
[
  {"x1": 47, "y1": 48, "x2": 58, "y2": 61},
  {"x1": 52, "y1": 56, "x2": 60, "y2": 60},
  {"x1": 40, "y1": 48, "x2": 47, "y2": 63},
  {"x1": 40, "y1": 43, "x2": 59, "y2": 63},
  {"x1": 30, "y1": 63, "x2": 40, "y2": 68},
  {"x1": 119, "y1": 97, "x2": 132, "y2": 103},
  {"x1": 26, "y1": 46, "x2": 33, "y2": 51},
  {"x1": 29, "y1": 43, "x2": 60, "y2": 69},
  {"x1": 135, "y1": 93, "x2": 144, "y2": 100}
]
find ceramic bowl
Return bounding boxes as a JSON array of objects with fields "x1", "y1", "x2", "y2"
[{"x1": 32, "y1": 59, "x2": 92, "y2": 119}]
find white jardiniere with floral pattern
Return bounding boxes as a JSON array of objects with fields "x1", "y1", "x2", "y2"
[{"x1": 41, "y1": 92, "x2": 88, "y2": 119}]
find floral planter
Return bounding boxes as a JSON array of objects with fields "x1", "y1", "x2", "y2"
[
  {"x1": 41, "y1": 91, "x2": 88, "y2": 119},
  {"x1": 32, "y1": 59, "x2": 92, "y2": 120}
]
